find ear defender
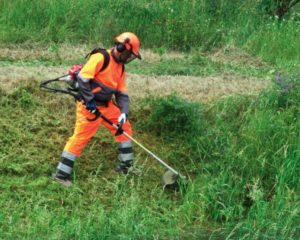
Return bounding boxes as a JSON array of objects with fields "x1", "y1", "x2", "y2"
[
  {"x1": 116, "y1": 38, "x2": 131, "y2": 53},
  {"x1": 116, "y1": 43, "x2": 126, "y2": 52}
]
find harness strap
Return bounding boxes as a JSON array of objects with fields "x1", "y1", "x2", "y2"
[
  {"x1": 85, "y1": 48, "x2": 125, "y2": 75},
  {"x1": 85, "y1": 48, "x2": 110, "y2": 73}
]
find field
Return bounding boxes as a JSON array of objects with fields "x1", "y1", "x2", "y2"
[{"x1": 0, "y1": 1, "x2": 300, "y2": 239}]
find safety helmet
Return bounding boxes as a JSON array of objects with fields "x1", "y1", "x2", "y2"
[{"x1": 115, "y1": 32, "x2": 141, "y2": 60}]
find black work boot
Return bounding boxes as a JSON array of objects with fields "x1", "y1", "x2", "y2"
[
  {"x1": 52, "y1": 170, "x2": 72, "y2": 187},
  {"x1": 115, "y1": 160, "x2": 133, "y2": 174},
  {"x1": 116, "y1": 140, "x2": 134, "y2": 174},
  {"x1": 52, "y1": 151, "x2": 76, "y2": 187}
]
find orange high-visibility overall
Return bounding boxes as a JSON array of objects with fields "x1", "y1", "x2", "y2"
[
  {"x1": 63, "y1": 50, "x2": 132, "y2": 157},
  {"x1": 64, "y1": 101, "x2": 132, "y2": 156}
]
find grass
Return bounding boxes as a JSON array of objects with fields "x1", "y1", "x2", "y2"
[
  {"x1": 135, "y1": 74, "x2": 300, "y2": 238},
  {"x1": 0, "y1": 73, "x2": 299, "y2": 239},
  {"x1": 0, "y1": 43, "x2": 276, "y2": 78},
  {"x1": 0, "y1": 81, "x2": 184, "y2": 239},
  {"x1": 0, "y1": 0, "x2": 299, "y2": 73},
  {"x1": 0, "y1": 1, "x2": 299, "y2": 238},
  {"x1": 0, "y1": 47, "x2": 271, "y2": 105}
]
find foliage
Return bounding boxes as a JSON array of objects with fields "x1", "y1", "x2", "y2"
[
  {"x1": 0, "y1": 73, "x2": 299, "y2": 239},
  {"x1": 0, "y1": 0, "x2": 299, "y2": 73},
  {"x1": 137, "y1": 94, "x2": 204, "y2": 140},
  {"x1": 0, "y1": 0, "x2": 300, "y2": 238},
  {"x1": 138, "y1": 74, "x2": 300, "y2": 238},
  {"x1": 259, "y1": 0, "x2": 300, "y2": 19}
]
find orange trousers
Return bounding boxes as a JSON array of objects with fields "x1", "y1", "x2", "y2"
[{"x1": 64, "y1": 101, "x2": 133, "y2": 156}]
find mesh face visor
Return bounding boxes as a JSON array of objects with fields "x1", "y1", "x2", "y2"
[
  {"x1": 123, "y1": 48, "x2": 141, "y2": 64},
  {"x1": 132, "y1": 50, "x2": 141, "y2": 60},
  {"x1": 123, "y1": 53, "x2": 138, "y2": 64}
]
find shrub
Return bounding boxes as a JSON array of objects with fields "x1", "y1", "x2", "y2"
[{"x1": 139, "y1": 94, "x2": 203, "y2": 140}]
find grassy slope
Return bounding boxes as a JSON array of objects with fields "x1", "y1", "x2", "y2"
[
  {"x1": 0, "y1": 1, "x2": 299, "y2": 238},
  {"x1": 0, "y1": 46, "x2": 299, "y2": 239}
]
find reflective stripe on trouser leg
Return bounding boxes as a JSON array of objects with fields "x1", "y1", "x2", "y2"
[
  {"x1": 118, "y1": 140, "x2": 133, "y2": 163},
  {"x1": 56, "y1": 150, "x2": 77, "y2": 177}
]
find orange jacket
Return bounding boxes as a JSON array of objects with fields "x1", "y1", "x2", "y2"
[{"x1": 78, "y1": 50, "x2": 129, "y2": 114}]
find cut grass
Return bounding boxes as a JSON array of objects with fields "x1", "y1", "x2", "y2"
[
  {"x1": 1, "y1": 43, "x2": 299, "y2": 238},
  {"x1": 0, "y1": 74, "x2": 299, "y2": 239},
  {"x1": 0, "y1": 44, "x2": 276, "y2": 78},
  {"x1": 0, "y1": 45, "x2": 273, "y2": 103}
]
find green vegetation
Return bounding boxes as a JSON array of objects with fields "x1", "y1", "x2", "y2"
[
  {"x1": 0, "y1": 0, "x2": 299, "y2": 71},
  {"x1": 0, "y1": 0, "x2": 299, "y2": 239},
  {"x1": 127, "y1": 54, "x2": 273, "y2": 78},
  {"x1": 0, "y1": 44, "x2": 275, "y2": 78},
  {"x1": 0, "y1": 75, "x2": 299, "y2": 239},
  {"x1": 138, "y1": 94, "x2": 204, "y2": 139}
]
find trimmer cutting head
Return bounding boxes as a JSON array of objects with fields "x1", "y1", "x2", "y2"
[
  {"x1": 162, "y1": 170, "x2": 180, "y2": 190},
  {"x1": 162, "y1": 170, "x2": 188, "y2": 191}
]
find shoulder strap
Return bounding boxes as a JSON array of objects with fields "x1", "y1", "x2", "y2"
[
  {"x1": 85, "y1": 48, "x2": 110, "y2": 72},
  {"x1": 85, "y1": 48, "x2": 125, "y2": 74}
]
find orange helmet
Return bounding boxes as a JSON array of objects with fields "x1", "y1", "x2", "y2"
[{"x1": 115, "y1": 32, "x2": 141, "y2": 59}]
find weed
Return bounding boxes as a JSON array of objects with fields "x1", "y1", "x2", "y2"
[{"x1": 138, "y1": 94, "x2": 203, "y2": 140}]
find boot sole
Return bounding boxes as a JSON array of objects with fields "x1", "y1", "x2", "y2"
[{"x1": 51, "y1": 173, "x2": 72, "y2": 187}]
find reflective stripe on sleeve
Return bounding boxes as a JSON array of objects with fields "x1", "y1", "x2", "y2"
[{"x1": 78, "y1": 74, "x2": 90, "y2": 83}]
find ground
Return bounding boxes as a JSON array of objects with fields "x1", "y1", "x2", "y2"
[{"x1": 0, "y1": 44, "x2": 271, "y2": 102}]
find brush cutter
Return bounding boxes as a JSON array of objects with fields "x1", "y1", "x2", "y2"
[
  {"x1": 40, "y1": 75, "x2": 81, "y2": 100},
  {"x1": 40, "y1": 76, "x2": 186, "y2": 189},
  {"x1": 87, "y1": 109, "x2": 186, "y2": 189}
]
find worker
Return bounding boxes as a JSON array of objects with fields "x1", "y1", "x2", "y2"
[{"x1": 52, "y1": 32, "x2": 141, "y2": 187}]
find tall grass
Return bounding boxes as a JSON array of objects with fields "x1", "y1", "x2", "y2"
[
  {"x1": 1, "y1": 83, "x2": 298, "y2": 238},
  {"x1": 137, "y1": 74, "x2": 300, "y2": 239},
  {"x1": 0, "y1": 0, "x2": 299, "y2": 70},
  {"x1": 0, "y1": 76, "x2": 299, "y2": 238},
  {"x1": 242, "y1": 18, "x2": 300, "y2": 71},
  {"x1": 0, "y1": 1, "x2": 300, "y2": 238}
]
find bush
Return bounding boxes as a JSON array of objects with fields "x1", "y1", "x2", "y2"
[{"x1": 139, "y1": 94, "x2": 203, "y2": 140}]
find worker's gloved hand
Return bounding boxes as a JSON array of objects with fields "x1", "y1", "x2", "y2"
[
  {"x1": 115, "y1": 113, "x2": 126, "y2": 136},
  {"x1": 86, "y1": 99, "x2": 97, "y2": 114},
  {"x1": 118, "y1": 113, "x2": 127, "y2": 125}
]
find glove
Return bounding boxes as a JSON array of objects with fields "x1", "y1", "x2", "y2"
[
  {"x1": 86, "y1": 99, "x2": 97, "y2": 113},
  {"x1": 115, "y1": 113, "x2": 126, "y2": 136},
  {"x1": 118, "y1": 113, "x2": 127, "y2": 125}
]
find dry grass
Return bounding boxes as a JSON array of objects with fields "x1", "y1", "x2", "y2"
[
  {"x1": 0, "y1": 64, "x2": 270, "y2": 103},
  {"x1": 0, "y1": 44, "x2": 184, "y2": 62},
  {"x1": 127, "y1": 73, "x2": 270, "y2": 103},
  {"x1": 0, "y1": 65, "x2": 66, "y2": 92},
  {"x1": 0, "y1": 43, "x2": 90, "y2": 62},
  {"x1": 0, "y1": 44, "x2": 271, "y2": 101},
  {"x1": 140, "y1": 49, "x2": 185, "y2": 61},
  {"x1": 211, "y1": 45, "x2": 267, "y2": 68}
]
